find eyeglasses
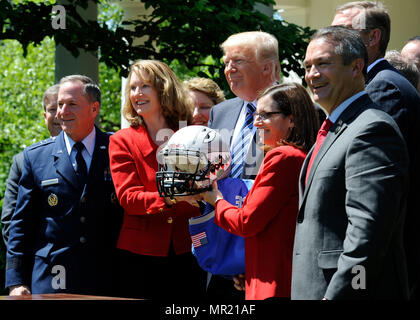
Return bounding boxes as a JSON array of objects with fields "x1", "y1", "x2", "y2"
[{"x1": 255, "y1": 111, "x2": 283, "y2": 121}]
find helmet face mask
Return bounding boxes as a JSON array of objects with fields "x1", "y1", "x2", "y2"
[{"x1": 156, "y1": 126, "x2": 231, "y2": 198}]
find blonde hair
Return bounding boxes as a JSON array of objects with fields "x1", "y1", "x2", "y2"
[
  {"x1": 122, "y1": 60, "x2": 193, "y2": 129},
  {"x1": 183, "y1": 77, "x2": 225, "y2": 105},
  {"x1": 221, "y1": 31, "x2": 281, "y2": 81}
]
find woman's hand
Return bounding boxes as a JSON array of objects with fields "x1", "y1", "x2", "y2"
[
  {"x1": 164, "y1": 197, "x2": 177, "y2": 206},
  {"x1": 233, "y1": 274, "x2": 245, "y2": 291},
  {"x1": 202, "y1": 181, "x2": 223, "y2": 206},
  {"x1": 172, "y1": 194, "x2": 203, "y2": 207}
]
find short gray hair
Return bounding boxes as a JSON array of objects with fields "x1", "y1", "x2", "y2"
[
  {"x1": 385, "y1": 50, "x2": 419, "y2": 88},
  {"x1": 335, "y1": 1, "x2": 390, "y2": 56},
  {"x1": 59, "y1": 74, "x2": 101, "y2": 105}
]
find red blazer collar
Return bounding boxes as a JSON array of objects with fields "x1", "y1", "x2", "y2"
[{"x1": 131, "y1": 125, "x2": 158, "y2": 158}]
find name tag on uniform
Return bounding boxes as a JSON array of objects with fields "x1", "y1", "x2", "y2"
[{"x1": 41, "y1": 178, "x2": 59, "y2": 187}]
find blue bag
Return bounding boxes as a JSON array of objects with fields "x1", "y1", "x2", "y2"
[{"x1": 189, "y1": 177, "x2": 253, "y2": 277}]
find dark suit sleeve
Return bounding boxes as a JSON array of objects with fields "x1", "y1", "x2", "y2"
[
  {"x1": 366, "y1": 72, "x2": 415, "y2": 142},
  {"x1": 1, "y1": 152, "x2": 24, "y2": 245},
  {"x1": 325, "y1": 118, "x2": 409, "y2": 299},
  {"x1": 5, "y1": 150, "x2": 38, "y2": 288}
]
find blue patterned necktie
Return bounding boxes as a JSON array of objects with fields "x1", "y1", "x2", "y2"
[
  {"x1": 75, "y1": 142, "x2": 88, "y2": 187},
  {"x1": 230, "y1": 103, "x2": 256, "y2": 178}
]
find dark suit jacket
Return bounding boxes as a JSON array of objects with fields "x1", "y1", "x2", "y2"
[
  {"x1": 5, "y1": 127, "x2": 123, "y2": 295},
  {"x1": 292, "y1": 94, "x2": 410, "y2": 300},
  {"x1": 1, "y1": 152, "x2": 24, "y2": 245},
  {"x1": 208, "y1": 97, "x2": 264, "y2": 179},
  {"x1": 366, "y1": 59, "x2": 420, "y2": 295}
]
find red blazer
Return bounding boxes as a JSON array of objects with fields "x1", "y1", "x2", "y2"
[
  {"x1": 214, "y1": 145, "x2": 306, "y2": 300},
  {"x1": 109, "y1": 126, "x2": 200, "y2": 256}
]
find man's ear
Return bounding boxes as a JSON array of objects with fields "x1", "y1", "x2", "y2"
[
  {"x1": 91, "y1": 101, "x2": 100, "y2": 115},
  {"x1": 352, "y1": 58, "x2": 365, "y2": 78},
  {"x1": 366, "y1": 28, "x2": 381, "y2": 48},
  {"x1": 262, "y1": 60, "x2": 274, "y2": 76}
]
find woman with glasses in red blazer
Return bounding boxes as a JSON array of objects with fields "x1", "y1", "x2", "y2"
[{"x1": 202, "y1": 83, "x2": 320, "y2": 300}]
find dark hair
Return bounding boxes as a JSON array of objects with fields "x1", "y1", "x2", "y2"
[
  {"x1": 59, "y1": 74, "x2": 101, "y2": 105},
  {"x1": 311, "y1": 25, "x2": 368, "y2": 77},
  {"x1": 257, "y1": 83, "x2": 319, "y2": 153}
]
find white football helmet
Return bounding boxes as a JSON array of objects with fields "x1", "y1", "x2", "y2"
[{"x1": 156, "y1": 125, "x2": 231, "y2": 197}]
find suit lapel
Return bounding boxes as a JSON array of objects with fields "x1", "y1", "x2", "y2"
[
  {"x1": 298, "y1": 146, "x2": 313, "y2": 208},
  {"x1": 53, "y1": 132, "x2": 79, "y2": 190},
  {"x1": 299, "y1": 94, "x2": 371, "y2": 212},
  {"x1": 223, "y1": 98, "x2": 245, "y2": 145}
]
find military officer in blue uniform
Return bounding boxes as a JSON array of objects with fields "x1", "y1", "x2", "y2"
[{"x1": 5, "y1": 75, "x2": 123, "y2": 296}]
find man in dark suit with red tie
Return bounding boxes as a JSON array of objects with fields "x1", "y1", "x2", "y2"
[
  {"x1": 332, "y1": 2, "x2": 420, "y2": 299},
  {"x1": 292, "y1": 26, "x2": 409, "y2": 300},
  {"x1": 5, "y1": 75, "x2": 122, "y2": 296}
]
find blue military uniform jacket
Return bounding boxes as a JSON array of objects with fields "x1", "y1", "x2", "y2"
[{"x1": 5, "y1": 127, "x2": 123, "y2": 295}]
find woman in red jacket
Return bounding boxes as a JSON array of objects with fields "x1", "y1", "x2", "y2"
[
  {"x1": 203, "y1": 83, "x2": 320, "y2": 300},
  {"x1": 109, "y1": 60, "x2": 206, "y2": 299}
]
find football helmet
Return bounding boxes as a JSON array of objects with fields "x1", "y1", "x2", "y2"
[{"x1": 156, "y1": 125, "x2": 231, "y2": 198}]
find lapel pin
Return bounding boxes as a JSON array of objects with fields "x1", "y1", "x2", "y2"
[
  {"x1": 47, "y1": 193, "x2": 58, "y2": 207},
  {"x1": 335, "y1": 120, "x2": 343, "y2": 134},
  {"x1": 111, "y1": 192, "x2": 118, "y2": 204}
]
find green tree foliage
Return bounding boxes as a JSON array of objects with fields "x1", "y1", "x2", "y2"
[
  {"x1": 135, "y1": 0, "x2": 314, "y2": 93},
  {"x1": 1, "y1": 0, "x2": 314, "y2": 91}
]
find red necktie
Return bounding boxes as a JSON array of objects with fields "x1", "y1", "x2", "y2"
[{"x1": 305, "y1": 119, "x2": 333, "y2": 185}]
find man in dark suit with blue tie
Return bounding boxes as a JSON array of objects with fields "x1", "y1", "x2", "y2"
[
  {"x1": 332, "y1": 0, "x2": 420, "y2": 300},
  {"x1": 206, "y1": 31, "x2": 281, "y2": 299},
  {"x1": 5, "y1": 75, "x2": 122, "y2": 296}
]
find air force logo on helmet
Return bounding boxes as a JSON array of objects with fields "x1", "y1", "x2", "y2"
[{"x1": 156, "y1": 125, "x2": 231, "y2": 198}]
